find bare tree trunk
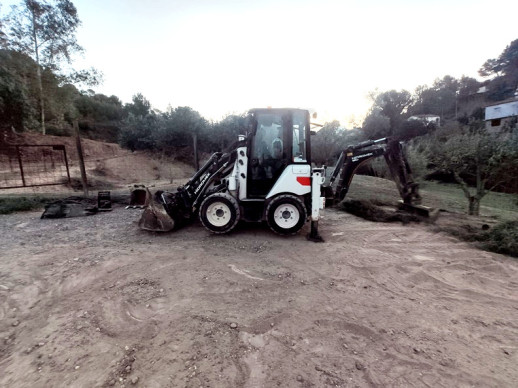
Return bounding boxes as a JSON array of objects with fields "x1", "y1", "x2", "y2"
[
  {"x1": 453, "y1": 170, "x2": 486, "y2": 216},
  {"x1": 468, "y1": 196, "x2": 480, "y2": 216},
  {"x1": 453, "y1": 172, "x2": 479, "y2": 216},
  {"x1": 31, "y1": 8, "x2": 45, "y2": 135},
  {"x1": 35, "y1": 63, "x2": 45, "y2": 135}
]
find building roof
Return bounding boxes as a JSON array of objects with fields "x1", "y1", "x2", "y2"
[
  {"x1": 485, "y1": 100, "x2": 518, "y2": 120},
  {"x1": 408, "y1": 114, "x2": 440, "y2": 120}
]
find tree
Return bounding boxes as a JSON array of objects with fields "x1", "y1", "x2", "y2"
[
  {"x1": 75, "y1": 92, "x2": 124, "y2": 122},
  {"x1": 211, "y1": 114, "x2": 248, "y2": 151},
  {"x1": 362, "y1": 110, "x2": 391, "y2": 139},
  {"x1": 0, "y1": 50, "x2": 36, "y2": 131},
  {"x1": 153, "y1": 106, "x2": 208, "y2": 168},
  {"x1": 457, "y1": 76, "x2": 480, "y2": 97},
  {"x1": 394, "y1": 119, "x2": 429, "y2": 141},
  {"x1": 118, "y1": 112, "x2": 160, "y2": 152},
  {"x1": 3, "y1": 0, "x2": 82, "y2": 134},
  {"x1": 311, "y1": 120, "x2": 343, "y2": 165},
  {"x1": 0, "y1": 48, "x2": 82, "y2": 132},
  {"x1": 427, "y1": 125, "x2": 517, "y2": 215},
  {"x1": 479, "y1": 39, "x2": 518, "y2": 101},
  {"x1": 168, "y1": 107, "x2": 207, "y2": 169},
  {"x1": 0, "y1": 6, "x2": 7, "y2": 48},
  {"x1": 124, "y1": 93, "x2": 151, "y2": 118},
  {"x1": 408, "y1": 76, "x2": 460, "y2": 119},
  {"x1": 369, "y1": 89, "x2": 412, "y2": 133},
  {"x1": 479, "y1": 39, "x2": 518, "y2": 79}
]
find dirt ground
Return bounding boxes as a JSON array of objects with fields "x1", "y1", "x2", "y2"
[{"x1": 1, "y1": 204, "x2": 517, "y2": 388}]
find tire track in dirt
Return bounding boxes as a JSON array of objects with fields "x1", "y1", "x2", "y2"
[{"x1": 1, "y1": 207, "x2": 517, "y2": 387}]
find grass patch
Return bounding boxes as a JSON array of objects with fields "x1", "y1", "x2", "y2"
[
  {"x1": 0, "y1": 196, "x2": 46, "y2": 215},
  {"x1": 346, "y1": 175, "x2": 518, "y2": 219},
  {"x1": 341, "y1": 175, "x2": 518, "y2": 258},
  {"x1": 419, "y1": 181, "x2": 518, "y2": 220}
]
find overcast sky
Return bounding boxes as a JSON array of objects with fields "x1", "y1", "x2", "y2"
[{"x1": 3, "y1": 0, "x2": 518, "y2": 125}]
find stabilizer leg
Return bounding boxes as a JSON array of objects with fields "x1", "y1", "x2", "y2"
[{"x1": 307, "y1": 221, "x2": 324, "y2": 243}]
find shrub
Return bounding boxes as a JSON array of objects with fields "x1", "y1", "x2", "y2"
[
  {"x1": 480, "y1": 221, "x2": 518, "y2": 257},
  {"x1": 0, "y1": 196, "x2": 45, "y2": 214}
]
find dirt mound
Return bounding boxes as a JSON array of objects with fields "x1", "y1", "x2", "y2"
[
  {"x1": 339, "y1": 199, "x2": 422, "y2": 223},
  {"x1": 2, "y1": 132, "x2": 196, "y2": 192},
  {"x1": 5, "y1": 132, "x2": 124, "y2": 161}
]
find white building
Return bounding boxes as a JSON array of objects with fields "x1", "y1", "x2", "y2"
[
  {"x1": 485, "y1": 99, "x2": 518, "y2": 131},
  {"x1": 408, "y1": 114, "x2": 441, "y2": 127}
]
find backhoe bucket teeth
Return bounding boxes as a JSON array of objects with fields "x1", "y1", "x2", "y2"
[{"x1": 138, "y1": 189, "x2": 176, "y2": 232}]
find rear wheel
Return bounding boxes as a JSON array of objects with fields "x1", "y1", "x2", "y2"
[
  {"x1": 199, "y1": 193, "x2": 240, "y2": 234},
  {"x1": 266, "y1": 194, "x2": 307, "y2": 235}
]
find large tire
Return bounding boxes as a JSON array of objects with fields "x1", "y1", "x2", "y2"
[
  {"x1": 199, "y1": 193, "x2": 240, "y2": 234},
  {"x1": 266, "y1": 194, "x2": 307, "y2": 235}
]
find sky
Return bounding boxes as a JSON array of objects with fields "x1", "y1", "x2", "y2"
[{"x1": 3, "y1": 0, "x2": 518, "y2": 126}]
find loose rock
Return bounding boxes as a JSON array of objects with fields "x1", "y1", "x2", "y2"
[
  {"x1": 230, "y1": 323, "x2": 238, "y2": 329},
  {"x1": 355, "y1": 361, "x2": 365, "y2": 370}
]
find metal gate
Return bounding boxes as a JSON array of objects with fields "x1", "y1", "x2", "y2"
[{"x1": 0, "y1": 144, "x2": 71, "y2": 189}]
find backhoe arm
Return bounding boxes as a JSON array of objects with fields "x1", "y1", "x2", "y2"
[{"x1": 325, "y1": 137, "x2": 422, "y2": 207}]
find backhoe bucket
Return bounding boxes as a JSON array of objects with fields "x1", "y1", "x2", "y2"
[
  {"x1": 138, "y1": 189, "x2": 176, "y2": 232},
  {"x1": 129, "y1": 185, "x2": 149, "y2": 207},
  {"x1": 398, "y1": 201, "x2": 439, "y2": 221}
]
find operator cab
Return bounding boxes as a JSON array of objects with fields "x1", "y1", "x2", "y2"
[{"x1": 247, "y1": 108, "x2": 311, "y2": 198}]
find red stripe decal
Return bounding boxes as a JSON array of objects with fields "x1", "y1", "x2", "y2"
[{"x1": 296, "y1": 177, "x2": 311, "y2": 186}]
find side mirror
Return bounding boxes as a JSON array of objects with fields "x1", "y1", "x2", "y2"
[{"x1": 310, "y1": 130, "x2": 317, "y2": 136}]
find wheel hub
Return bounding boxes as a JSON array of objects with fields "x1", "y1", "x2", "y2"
[
  {"x1": 206, "y1": 202, "x2": 231, "y2": 227},
  {"x1": 274, "y1": 204, "x2": 299, "y2": 229}
]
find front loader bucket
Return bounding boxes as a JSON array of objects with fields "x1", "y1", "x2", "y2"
[{"x1": 138, "y1": 189, "x2": 176, "y2": 232}]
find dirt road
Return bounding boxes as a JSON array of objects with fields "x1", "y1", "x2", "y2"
[{"x1": 1, "y1": 206, "x2": 517, "y2": 387}]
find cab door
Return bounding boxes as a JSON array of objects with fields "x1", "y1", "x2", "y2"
[{"x1": 247, "y1": 112, "x2": 291, "y2": 198}]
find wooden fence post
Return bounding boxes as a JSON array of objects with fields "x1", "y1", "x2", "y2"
[{"x1": 73, "y1": 120, "x2": 88, "y2": 196}]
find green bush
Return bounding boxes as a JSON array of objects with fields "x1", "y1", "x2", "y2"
[
  {"x1": 0, "y1": 196, "x2": 45, "y2": 214},
  {"x1": 480, "y1": 221, "x2": 518, "y2": 257}
]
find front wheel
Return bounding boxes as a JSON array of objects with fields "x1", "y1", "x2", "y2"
[
  {"x1": 199, "y1": 193, "x2": 240, "y2": 234},
  {"x1": 266, "y1": 194, "x2": 307, "y2": 235}
]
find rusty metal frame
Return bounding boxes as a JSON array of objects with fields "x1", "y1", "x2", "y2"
[{"x1": 0, "y1": 144, "x2": 71, "y2": 189}]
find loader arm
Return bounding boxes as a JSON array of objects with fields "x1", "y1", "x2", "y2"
[{"x1": 139, "y1": 139, "x2": 247, "y2": 232}]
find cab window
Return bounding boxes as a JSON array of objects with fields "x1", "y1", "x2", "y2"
[{"x1": 292, "y1": 111, "x2": 307, "y2": 162}]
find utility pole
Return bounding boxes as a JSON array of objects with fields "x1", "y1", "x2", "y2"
[{"x1": 455, "y1": 90, "x2": 459, "y2": 119}]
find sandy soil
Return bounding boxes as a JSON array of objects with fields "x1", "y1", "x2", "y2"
[{"x1": 1, "y1": 205, "x2": 517, "y2": 388}]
